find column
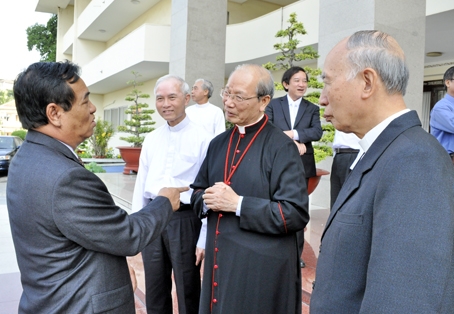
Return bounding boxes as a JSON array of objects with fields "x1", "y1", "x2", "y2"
[
  {"x1": 317, "y1": 0, "x2": 426, "y2": 116},
  {"x1": 170, "y1": 0, "x2": 227, "y2": 107}
]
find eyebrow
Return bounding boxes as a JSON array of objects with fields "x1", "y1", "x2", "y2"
[{"x1": 156, "y1": 93, "x2": 178, "y2": 98}]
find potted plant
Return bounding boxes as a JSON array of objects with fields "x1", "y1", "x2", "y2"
[
  {"x1": 117, "y1": 71, "x2": 156, "y2": 174},
  {"x1": 89, "y1": 119, "x2": 115, "y2": 158}
]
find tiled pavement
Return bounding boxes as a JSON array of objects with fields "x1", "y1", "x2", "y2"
[{"x1": 0, "y1": 172, "x2": 329, "y2": 313}]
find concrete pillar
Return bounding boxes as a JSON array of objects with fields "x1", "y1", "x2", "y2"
[
  {"x1": 317, "y1": 0, "x2": 426, "y2": 116},
  {"x1": 170, "y1": 0, "x2": 227, "y2": 107}
]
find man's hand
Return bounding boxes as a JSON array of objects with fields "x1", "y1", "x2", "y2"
[
  {"x1": 283, "y1": 130, "x2": 294, "y2": 139},
  {"x1": 195, "y1": 247, "x2": 205, "y2": 266},
  {"x1": 127, "y1": 262, "x2": 137, "y2": 292},
  {"x1": 203, "y1": 182, "x2": 239, "y2": 213},
  {"x1": 158, "y1": 187, "x2": 189, "y2": 211},
  {"x1": 294, "y1": 141, "x2": 307, "y2": 155}
]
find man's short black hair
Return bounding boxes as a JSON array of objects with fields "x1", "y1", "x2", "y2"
[
  {"x1": 281, "y1": 66, "x2": 309, "y2": 92},
  {"x1": 443, "y1": 66, "x2": 454, "y2": 90},
  {"x1": 13, "y1": 60, "x2": 81, "y2": 130}
]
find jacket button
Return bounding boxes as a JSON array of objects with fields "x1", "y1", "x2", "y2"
[
  {"x1": 213, "y1": 282, "x2": 218, "y2": 286},
  {"x1": 214, "y1": 265, "x2": 218, "y2": 269},
  {"x1": 213, "y1": 299, "x2": 217, "y2": 303},
  {"x1": 215, "y1": 248, "x2": 219, "y2": 252}
]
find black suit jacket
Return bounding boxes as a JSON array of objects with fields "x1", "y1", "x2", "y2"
[
  {"x1": 266, "y1": 95, "x2": 322, "y2": 178},
  {"x1": 7, "y1": 129, "x2": 174, "y2": 313}
]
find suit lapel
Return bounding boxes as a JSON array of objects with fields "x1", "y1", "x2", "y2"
[
  {"x1": 279, "y1": 96, "x2": 292, "y2": 129},
  {"x1": 321, "y1": 111, "x2": 422, "y2": 240}
]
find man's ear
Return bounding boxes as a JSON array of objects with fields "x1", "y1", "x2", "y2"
[
  {"x1": 282, "y1": 81, "x2": 289, "y2": 91},
  {"x1": 361, "y1": 68, "x2": 378, "y2": 99},
  {"x1": 184, "y1": 93, "x2": 191, "y2": 106},
  {"x1": 46, "y1": 103, "x2": 63, "y2": 127},
  {"x1": 259, "y1": 95, "x2": 271, "y2": 112}
]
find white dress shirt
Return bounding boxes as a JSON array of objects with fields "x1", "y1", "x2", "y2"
[
  {"x1": 131, "y1": 115, "x2": 212, "y2": 248},
  {"x1": 287, "y1": 94, "x2": 302, "y2": 140},
  {"x1": 186, "y1": 102, "x2": 226, "y2": 136}
]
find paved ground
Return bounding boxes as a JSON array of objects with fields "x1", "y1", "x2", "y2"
[
  {"x1": 0, "y1": 172, "x2": 329, "y2": 313},
  {"x1": 0, "y1": 174, "x2": 22, "y2": 314}
]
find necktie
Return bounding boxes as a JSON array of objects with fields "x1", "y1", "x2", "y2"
[{"x1": 77, "y1": 156, "x2": 85, "y2": 166}]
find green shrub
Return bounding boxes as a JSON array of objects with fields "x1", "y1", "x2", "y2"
[
  {"x1": 11, "y1": 130, "x2": 27, "y2": 140},
  {"x1": 85, "y1": 162, "x2": 106, "y2": 173}
]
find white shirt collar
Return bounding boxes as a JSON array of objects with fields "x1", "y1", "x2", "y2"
[
  {"x1": 58, "y1": 140, "x2": 79, "y2": 158},
  {"x1": 237, "y1": 114, "x2": 265, "y2": 134},
  {"x1": 287, "y1": 94, "x2": 302, "y2": 107},
  {"x1": 195, "y1": 101, "x2": 210, "y2": 108},
  {"x1": 350, "y1": 109, "x2": 410, "y2": 169},
  {"x1": 167, "y1": 114, "x2": 190, "y2": 132}
]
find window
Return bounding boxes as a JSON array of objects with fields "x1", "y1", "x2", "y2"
[{"x1": 104, "y1": 106, "x2": 126, "y2": 130}]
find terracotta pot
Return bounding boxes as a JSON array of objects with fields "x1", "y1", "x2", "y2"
[
  {"x1": 307, "y1": 168, "x2": 330, "y2": 195},
  {"x1": 117, "y1": 146, "x2": 142, "y2": 175}
]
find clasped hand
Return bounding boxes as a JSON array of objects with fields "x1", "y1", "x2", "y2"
[{"x1": 202, "y1": 182, "x2": 239, "y2": 213}]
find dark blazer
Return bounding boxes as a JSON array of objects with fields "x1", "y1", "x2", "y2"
[
  {"x1": 266, "y1": 96, "x2": 322, "y2": 178},
  {"x1": 310, "y1": 111, "x2": 454, "y2": 313},
  {"x1": 7, "y1": 130, "x2": 174, "y2": 314}
]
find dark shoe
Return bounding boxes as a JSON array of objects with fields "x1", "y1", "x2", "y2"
[{"x1": 300, "y1": 259, "x2": 306, "y2": 268}]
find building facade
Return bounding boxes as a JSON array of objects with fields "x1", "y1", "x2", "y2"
[{"x1": 35, "y1": 0, "x2": 454, "y2": 150}]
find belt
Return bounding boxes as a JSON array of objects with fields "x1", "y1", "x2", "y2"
[
  {"x1": 178, "y1": 203, "x2": 192, "y2": 211},
  {"x1": 334, "y1": 148, "x2": 360, "y2": 154}
]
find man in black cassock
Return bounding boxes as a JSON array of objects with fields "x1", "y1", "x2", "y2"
[{"x1": 191, "y1": 64, "x2": 309, "y2": 314}]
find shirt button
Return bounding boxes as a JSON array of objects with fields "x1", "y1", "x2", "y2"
[
  {"x1": 240, "y1": 134, "x2": 245, "y2": 138},
  {"x1": 236, "y1": 150, "x2": 240, "y2": 153},
  {"x1": 219, "y1": 213, "x2": 223, "y2": 218}
]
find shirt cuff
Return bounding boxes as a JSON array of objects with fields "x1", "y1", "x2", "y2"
[
  {"x1": 292, "y1": 129, "x2": 299, "y2": 141},
  {"x1": 196, "y1": 218, "x2": 207, "y2": 249},
  {"x1": 236, "y1": 196, "x2": 243, "y2": 216},
  {"x1": 202, "y1": 201, "x2": 210, "y2": 215}
]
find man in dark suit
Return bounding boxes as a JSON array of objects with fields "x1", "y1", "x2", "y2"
[
  {"x1": 266, "y1": 66, "x2": 322, "y2": 268},
  {"x1": 7, "y1": 61, "x2": 186, "y2": 314},
  {"x1": 310, "y1": 31, "x2": 454, "y2": 313}
]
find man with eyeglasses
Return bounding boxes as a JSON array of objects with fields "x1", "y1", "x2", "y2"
[
  {"x1": 265, "y1": 66, "x2": 322, "y2": 268},
  {"x1": 191, "y1": 64, "x2": 309, "y2": 314},
  {"x1": 430, "y1": 66, "x2": 454, "y2": 164}
]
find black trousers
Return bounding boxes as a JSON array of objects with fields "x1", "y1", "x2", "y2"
[
  {"x1": 142, "y1": 208, "x2": 202, "y2": 314},
  {"x1": 330, "y1": 151, "x2": 360, "y2": 209}
]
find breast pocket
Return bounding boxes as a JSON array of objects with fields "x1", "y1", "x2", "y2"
[
  {"x1": 173, "y1": 153, "x2": 200, "y2": 177},
  {"x1": 336, "y1": 212, "x2": 364, "y2": 225}
]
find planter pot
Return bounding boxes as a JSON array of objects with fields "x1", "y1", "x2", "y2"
[
  {"x1": 117, "y1": 146, "x2": 142, "y2": 175},
  {"x1": 307, "y1": 168, "x2": 330, "y2": 195}
]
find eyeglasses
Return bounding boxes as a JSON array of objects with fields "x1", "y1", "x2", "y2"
[{"x1": 220, "y1": 89, "x2": 259, "y2": 103}]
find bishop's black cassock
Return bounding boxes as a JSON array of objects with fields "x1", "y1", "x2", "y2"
[{"x1": 191, "y1": 115, "x2": 309, "y2": 314}]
